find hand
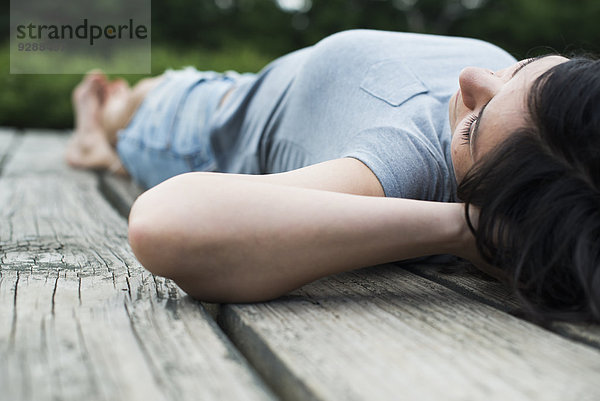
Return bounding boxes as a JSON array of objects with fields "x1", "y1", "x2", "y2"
[{"x1": 457, "y1": 203, "x2": 508, "y2": 283}]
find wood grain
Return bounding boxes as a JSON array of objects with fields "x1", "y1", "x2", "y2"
[
  {"x1": 220, "y1": 265, "x2": 600, "y2": 401},
  {"x1": 0, "y1": 132, "x2": 277, "y2": 401},
  {"x1": 405, "y1": 263, "x2": 600, "y2": 349}
]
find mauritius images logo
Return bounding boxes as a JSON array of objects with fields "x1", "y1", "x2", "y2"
[{"x1": 10, "y1": 0, "x2": 151, "y2": 74}]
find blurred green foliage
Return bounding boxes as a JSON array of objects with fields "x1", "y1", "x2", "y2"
[
  {"x1": 0, "y1": 43, "x2": 273, "y2": 128},
  {"x1": 149, "y1": 0, "x2": 600, "y2": 58},
  {"x1": 1, "y1": 0, "x2": 599, "y2": 128}
]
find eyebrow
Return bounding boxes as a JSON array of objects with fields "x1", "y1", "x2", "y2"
[{"x1": 471, "y1": 55, "x2": 551, "y2": 157}]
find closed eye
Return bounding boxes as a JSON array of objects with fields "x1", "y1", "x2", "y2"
[{"x1": 469, "y1": 100, "x2": 490, "y2": 157}]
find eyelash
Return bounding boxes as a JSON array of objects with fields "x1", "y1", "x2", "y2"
[
  {"x1": 511, "y1": 57, "x2": 538, "y2": 77},
  {"x1": 460, "y1": 114, "x2": 478, "y2": 144}
]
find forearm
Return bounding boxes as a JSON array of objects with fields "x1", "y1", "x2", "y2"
[{"x1": 129, "y1": 172, "x2": 468, "y2": 302}]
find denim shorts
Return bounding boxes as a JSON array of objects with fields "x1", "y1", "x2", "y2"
[{"x1": 116, "y1": 68, "x2": 240, "y2": 189}]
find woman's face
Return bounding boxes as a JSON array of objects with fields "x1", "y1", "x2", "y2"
[{"x1": 449, "y1": 55, "x2": 568, "y2": 183}]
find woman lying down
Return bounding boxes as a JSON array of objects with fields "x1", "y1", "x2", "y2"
[{"x1": 65, "y1": 29, "x2": 600, "y2": 322}]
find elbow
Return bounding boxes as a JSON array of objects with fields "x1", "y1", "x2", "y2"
[
  {"x1": 126, "y1": 174, "x2": 244, "y2": 302},
  {"x1": 128, "y1": 193, "x2": 176, "y2": 279},
  {"x1": 127, "y1": 203, "x2": 245, "y2": 302},
  {"x1": 128, "y1": 211, "x2": 161, "y2": 277},
  {"x1": 126, "y1": 173, "x2": 280, "y2": 303},
  {"x1": 127, "y1": 174, "x2": 215, "y2": 280}
]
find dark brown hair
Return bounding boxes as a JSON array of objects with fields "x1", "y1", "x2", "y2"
[{"x1": 457, "y1": 56, "x2": 600, "y2": 322}]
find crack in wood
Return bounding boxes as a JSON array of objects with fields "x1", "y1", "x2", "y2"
[
  {"x1": 9, "y1": 271, "x2": 20, "y2": 346},
  {"x1": 77, "y1": 273, "x2": 82, "y2": 306},
  {"x1": 122, "y1": 299, "x2": 169, "y2": 397},
  {"x1": 74, "y1": 315, "x2": 103, "y2": 398},
  {"x1": 108, "y1": 248, "x2": 132, "y2": 278},
  {"x1": 152, "y1": 275, "x2": 163, "y2": 300},
  {"x1": 125, "y1": 276, "x2": 132, "y2": 299},
  {"x1": 51, "y1": 270, "x2": 59, "y2": 316}
]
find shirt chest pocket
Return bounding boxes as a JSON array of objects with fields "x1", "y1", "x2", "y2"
[{"x1": 360, "y1": 59, "x2": 429, "y2": 106}]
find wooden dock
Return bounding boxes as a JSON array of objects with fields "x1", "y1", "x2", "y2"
[{"x1": 1, "y1": 129, "x2": 599, "y2": 401}]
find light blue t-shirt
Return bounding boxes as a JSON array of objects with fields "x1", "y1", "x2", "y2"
[{"x1": 209, "y1": 30, "x2": 516, "y2": 201}]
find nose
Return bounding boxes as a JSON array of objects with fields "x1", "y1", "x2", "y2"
[{"x1": 458, "y1": 67, "x2": 503, "y2": 111}]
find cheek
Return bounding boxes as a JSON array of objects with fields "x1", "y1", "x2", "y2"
[{"x1": 450, "y1": 130, "x2": 469, "y2": 182}]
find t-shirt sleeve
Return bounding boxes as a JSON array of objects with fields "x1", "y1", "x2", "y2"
[{"x1": 338, "y1": 126, "x2": 451, "y2": 200}]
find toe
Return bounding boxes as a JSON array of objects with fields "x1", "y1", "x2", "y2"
[{"x1": 84, "y1": 69, "x2": 106, "y2": 81}]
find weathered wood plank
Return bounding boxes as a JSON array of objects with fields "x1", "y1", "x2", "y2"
[
  {"x1": 219, "y1": 265, "x2": 600, "y2": 401},
  {"x1": 0, "y1": 132, "x2": 277, "y2": 401},
  {"x1": 2, "y1": 130, "x2": 74, "y2": 176},
  {"x1": 0, "y1": 128, "x2": 18, "y2": 169},
  {"x1": 405, "y1": 263, "x2": 600, "y2": 349},
  {"x1": 404, "y1": 262, "x2": 520, "y2": 308}
]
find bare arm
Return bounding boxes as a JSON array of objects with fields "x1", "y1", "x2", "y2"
[{"x1": 128, "y1": 158, "x2": 473, "y2": 302}]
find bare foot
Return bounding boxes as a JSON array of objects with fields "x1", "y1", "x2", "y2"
[
  {"x1": 71, "y1": 69, "x2": 106, "y2": 132},
  {"x1": 65, "y1": 70, "x2": 128, "y2": 175},
  {"x1": 65, "y1": 129, "x2": 128, "y2": 175}
]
